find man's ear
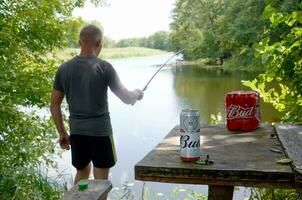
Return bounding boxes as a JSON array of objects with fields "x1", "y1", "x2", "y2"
[
  {"x1": 96, "y1": 39, "x2": 102, "y2": 48},
  {"x1": 78, "y1": 40, "x2": 81, "y2": 46}
]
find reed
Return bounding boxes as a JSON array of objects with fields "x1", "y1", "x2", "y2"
[{"x1": 0, "y1": 166, "x2": 64, "y2": 200}]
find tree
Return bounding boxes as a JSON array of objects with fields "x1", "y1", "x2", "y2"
[
  {"x1": 0, "y1": 0, "x2": 106, "y2": 198},
  {"x1": 116, "y1": 31, "x2": 171, "y2": 51},
  {"x1": 65, "y1": 17, "x2": 86, "y2": 47},
  {"x1": 102, "y1": 36, "x2": 116, "y2": 48},
  {"x1": 169, "y1": 0, "x2": 266, "y2": 65},
  {"x1": 170, "y1": 0, "x2": 225, "y2": 60},
  {"x1": 116, "y1": 37, "x2": 142, "y2": 47},
  {"x1": 243, "y1": 2, "x2": 302, "y2": 122},
  {"x1": 147, "y1": 31, "x2": 170, "y2": 50}
]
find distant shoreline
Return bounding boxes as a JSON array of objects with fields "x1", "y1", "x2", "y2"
[
  {"x1": 57, "y1": 48, "x2": 262, "y2": 72},
  {"x1": 171, "y1": 59, "x2": 264, "y2": 72},
  {"x1": 57, "y1": 47, "x2": 169, "y2": 61}
]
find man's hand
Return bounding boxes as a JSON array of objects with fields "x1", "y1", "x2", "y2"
[
  {"x1": 51, "y1": 89, "x2": 70, "y2": 150},
  {"x1": 59, "y1": 132, "x2": 70, "y2": 150},
  {"x1": 134, "y1": 89, "x2": 144, "y2": 100},
  {"x1": 113, "y1": 85, "x2": 144, "y2": 105}
]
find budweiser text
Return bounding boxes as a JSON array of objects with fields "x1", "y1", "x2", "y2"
[{"x1": 225, "y1": 91, "x2": 260, "y2": 132}]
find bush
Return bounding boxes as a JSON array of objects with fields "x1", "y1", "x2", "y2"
[{"x1": 0, "y1": 166, "x2": 64, "y2": 200}]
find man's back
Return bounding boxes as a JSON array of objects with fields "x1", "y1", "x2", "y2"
[{"x1": 53, "y1": 55, "x2": 121, "y2": 136}]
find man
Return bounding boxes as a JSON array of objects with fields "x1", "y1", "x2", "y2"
[{"x1": 50, "y1": 25, "x2": 144, "y2": 185}]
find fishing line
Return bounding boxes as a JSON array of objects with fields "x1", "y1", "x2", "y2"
[{"x1": 142, "y1": 49, "x2": 185, "y2": 91}]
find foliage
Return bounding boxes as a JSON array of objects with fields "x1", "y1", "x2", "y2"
[
  {"x1": 0, "y1": 0, "x2": 105, "y2": 198},
  {"x1": 1, "y1": 0, "x2": 71, "y2": 170},
  {"x1": 210, "y1": 112, "x2": 223, "y2": 125},
  {"x1": 170, "y1": 0, "x2": 206, "y2": 60},
  {"x1": 65, "y1": 17, "x2": 85, "y2": 48},
  {"x1": 117, "y1": 37, "x2": 145, "y2": 48},
  {"x1": 147, "y1": 31, "x2": 171, "y2": 50},
  {"x1": 0, "y1": 166, "x2": 64, "y2": 200},
  {"x1": 243, "y1": 2, "x2": 302, "y2": 122},
  {"x1": 141, "y1": 183, "x2": 207, "y2": 200},
  {"x1": 249, "y1": 188, "x2": 301, "y2": 200},
  {"x1": 170, "y1": 0, "x2": 265, "y2": 66},
  {"x1": 171, "y1": 186, "x2": 207, "y2": 200},
  {"x1": 103, "y1": 36, "x2": 116, "y2": 48},
  {"x1": 116, "y1": 31, "x2": 171, "y2": 51},
  {"x1": 170, "y1": 0, "x2": 302, "y2": 67}
]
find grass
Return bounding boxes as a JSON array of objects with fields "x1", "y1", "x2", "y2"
[
  {"x1": 0, "y1": 166, "x2": 64, "y2": 200},
  {"x1": 57, "y1": 47, "x2": 168, "y2": 61}
]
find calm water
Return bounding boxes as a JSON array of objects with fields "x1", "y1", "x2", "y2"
[{"x1": 55, "y1": 54, "x2": 279, "y2": 199}]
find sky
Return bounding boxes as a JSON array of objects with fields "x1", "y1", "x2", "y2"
[{"x1": 73, "y1": 0, "x2": 175, "y2": 41}]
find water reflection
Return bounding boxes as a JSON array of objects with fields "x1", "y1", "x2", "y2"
[{"x1": 172, "y1": 65, "x2": 280, "y2": 123}]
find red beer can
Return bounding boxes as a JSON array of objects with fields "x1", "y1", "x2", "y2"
[
  {"x1": 226, "y1": 91, "x2": 260, "y2": 132},
  {"x1": 180, "y1": 109, "x2": 200, "y2": 161}
]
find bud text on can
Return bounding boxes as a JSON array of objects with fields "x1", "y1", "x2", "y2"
[{"x1": 225, "y1": 91, "x2": 261, "y2": 132}]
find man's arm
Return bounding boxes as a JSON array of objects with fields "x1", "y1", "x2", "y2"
[
  {"x1": 113, "y1": 85, "x2": 144, "y2": 105},
  {"x1": 50, "y1": 89, "x2": 70, "y2": 150}
]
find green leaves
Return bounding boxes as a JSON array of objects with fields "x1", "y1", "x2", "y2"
[
  {"x1": 263, "y1": 5, "x2": 277, "y2": 18},
  {"x1": 170, "y1": 0, "x2": 266, "y2": 65},
  {"x1": 0, "y1": 166, "x2": 64, "y2": 199},
  {"x1": 116, "y1": 31, "x2": 171, "y2": 51},
  {"x1": 0, "y1": 0, "x2": 107, "y2": 198},
  {"x1": 269, "y1": 12, "x2": 288, "y2": 27},
  {"x1": 244, "y1": 2, "x2": 302, "y2": 122},
  {"x1": 292, "y1": 11, "x2": 302, "y2": 22}
]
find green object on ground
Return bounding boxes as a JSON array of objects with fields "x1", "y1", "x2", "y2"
[
  {"x1": 196, "y1": 159, "x2": 214, "y2": 165},
  {"x1": 78, "y1": 180, "x2": 89, "y2": 190}
]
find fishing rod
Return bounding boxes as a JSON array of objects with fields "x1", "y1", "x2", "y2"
[{"x1": 142, "y1": 49, "x2": 185, "y2": 91}]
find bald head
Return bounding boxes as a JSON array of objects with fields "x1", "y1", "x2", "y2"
[{"x1": 79, "y1": 24, "x2": 103, "y2": 45}]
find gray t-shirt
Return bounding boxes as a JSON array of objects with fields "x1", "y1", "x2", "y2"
[{"x1": 53, "y1": 55, "x2": 122, "y2": 136}]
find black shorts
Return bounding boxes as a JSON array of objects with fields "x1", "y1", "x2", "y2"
[{"x1": 70, "y1": 134, "x2": 117, "y2": 170}]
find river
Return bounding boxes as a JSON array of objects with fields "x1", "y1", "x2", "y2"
[{"x1": 55, "y1": 53, "x2": 279, "y2": 199}]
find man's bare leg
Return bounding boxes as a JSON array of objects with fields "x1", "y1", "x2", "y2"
[
  {"x1": 93, "y1": 167, "x2": 110, "y2": 200},
  {"x1": 93, "y1": 167, "x2": 110, "y2": 179},
  {"x1": 74, "y1": 162, "x2": 91, "y2": 185}
]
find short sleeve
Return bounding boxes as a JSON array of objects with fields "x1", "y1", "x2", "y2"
[
  {"x1": 106, "y1": 63, "x2": 122, "y2": 92},
  {"x1": 53, "y1": 67, "x2": 64, "y2": 92}
]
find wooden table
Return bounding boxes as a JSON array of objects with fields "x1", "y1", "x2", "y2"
[
  {"x1": 276, "y1": 124, "x2": 302, "y2": 191},
  {"x1": 135, "y1": 124, "x2": 299, "y2": 200}
]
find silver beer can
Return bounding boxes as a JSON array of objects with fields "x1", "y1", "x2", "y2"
[{"x1": 180, "y1": 109, "x2": 200, "y2": 161}]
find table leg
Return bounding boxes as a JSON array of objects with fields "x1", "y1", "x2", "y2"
[{"x1": 208, "y1": 185, "x2": 234, "y2": 200}]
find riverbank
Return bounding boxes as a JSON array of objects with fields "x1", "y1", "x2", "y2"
[
  {"x1": 58, "y1": 48, "x2": 262, "y2": 73},
  {"x1": 57, "y1": 47, "x2": 168, "y2": 60}
]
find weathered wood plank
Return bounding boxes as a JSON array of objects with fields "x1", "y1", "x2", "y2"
[
  {"x1": 135, "y1": 124, "x2": 294, "y2": 188},
  {"x1": 275, "y1": 124, "x2": 302, "y2": 191},
  {"x1": 62, "y1": 180, "x2": 112, "y2": 200},
  {"x1": 135, "y1": 175, "x2": 293, "y2": 188}
]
